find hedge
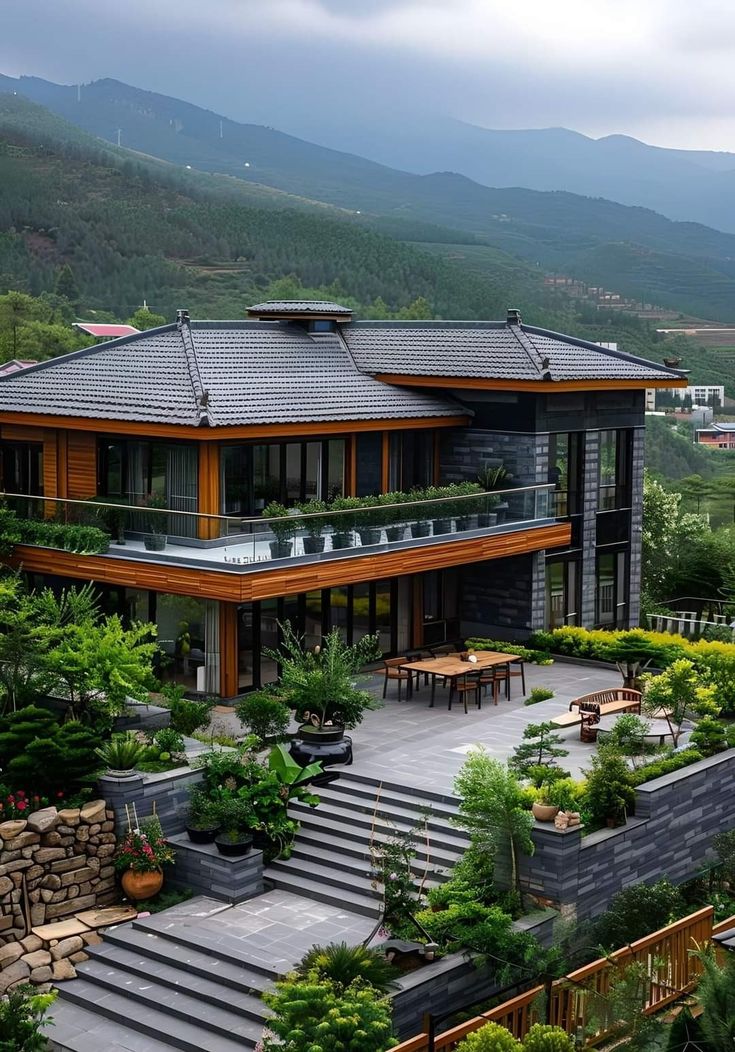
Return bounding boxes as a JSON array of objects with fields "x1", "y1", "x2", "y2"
[{"x1": 0, "y1": 506, "x2": 110, "y2": 555}]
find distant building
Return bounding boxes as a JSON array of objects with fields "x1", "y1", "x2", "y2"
[
  {"x1": 73, "y1": 323, "x2": 140, "y2": 342},
  {"x1": 0, "y1": 359, "x2": 36, "y2": 377},
  {"x1": 675, "y1": 384, "x2": 724, "y2": 407},
  {"x1": 696, "y1": 423, "x2": 735, "y2": 448}
]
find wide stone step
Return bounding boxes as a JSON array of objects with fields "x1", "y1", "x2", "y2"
[
  {"x1": 337, "y1": 770, "x2": 461, "y2": 807},
  {"x1": 132, "y1": 913, "x2": 285, "y2": 977},
  {"x1": 263, "y1": 868, "x2": 381, "y2": 918},
  {"x1": 267, "y1": 854, "x2": 381, "y2": 897},
  {"x1": 308, "y1": 787, "x2": 468, "y2": 838},
  {"x1": 321, "y1": 779, "x2": 461, "y2": 820},
  {"x1": 103, "y1": 925, "x2": 273, "y2": 994},
  {"x1": 288, "y1": 839, "x2": 452, "y2": 884},
  {"x1": 47, "y1": 997, "x2": 179, "y2": 1052},
  {"x1": 58, "y1": 979, "x2": 257, "y2": 1052},
  {"x1": 292, "y1": 802, "x2": 470, "y2": 854},
  {"x1": 85, "y1": 942, "x2": 269, "y2": 1023},
  {"x1": 66, "y1": 965, "x2": 264, "y2": 1048},
  {"x1": 291, "y1": 824, "x2": 463, "y2": 871}
]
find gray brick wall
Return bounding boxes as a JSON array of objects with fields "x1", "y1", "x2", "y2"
[
  {"x1": 166, "y1": 833, "x2": 264, "y2": 904},
  {"x1": 99, "y1": 768, "x2": 204, "y2": 837},
  {"x1": 460, "y1": 554, "x2": 535, "y2": 639},
  {"x1": 520, "y1": 750, "x2": 735, "y2": 922},
  {"x1": 439, "y1": 430, "x2": 545, "y2": 487},
  {"x1": 628, "y1": 427, "x2": 645, "y2": 628}
]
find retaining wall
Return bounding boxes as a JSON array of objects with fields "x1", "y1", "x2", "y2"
[{"x1": 521, "y1": 749, "x2": 735, "y2": 921}]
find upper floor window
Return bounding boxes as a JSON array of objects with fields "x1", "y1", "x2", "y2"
[
  {"x1": 221, "y1": 438, "x2": 345, "y2": 516},
  {"x1": 0, "y1": 441, "x2": 43, "y2": 496},
  {"x1": 98, "y1": 438, "x2": 198, "y2": 537},
  {"x1": 548, "y1": 432, "x2": 581, "y2": 517},
  {"x1": 388, "y1": 430, "x2": 435, "y2": 493},
  {"x1": 598, "y1": 430, "x2": 632, "y2": 511}
]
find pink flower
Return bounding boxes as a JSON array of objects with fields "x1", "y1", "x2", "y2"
[{"x1": 16, "y1": 801, "x2": 27, "y2": 811}]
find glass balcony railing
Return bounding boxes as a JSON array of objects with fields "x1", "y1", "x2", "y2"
[{"x1": 2, "y1": 484, "x2": 559, "y2": 569}]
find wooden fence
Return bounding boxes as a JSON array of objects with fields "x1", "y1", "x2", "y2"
[{"x1": 389, "y1": 907, "x2": 733, "y2": 1051}]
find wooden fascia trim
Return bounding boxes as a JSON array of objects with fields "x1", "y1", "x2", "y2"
[
  {"x1": 375, "y1": 374, "x2": 688, "y2": 392},
  {"x1": 0, "y1": 413, "x2": 469, "y2": 440}
]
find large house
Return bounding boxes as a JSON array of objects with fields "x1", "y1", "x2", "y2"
[{"x1": 0, "y1": 302, "x2": 684, "y2": 697}]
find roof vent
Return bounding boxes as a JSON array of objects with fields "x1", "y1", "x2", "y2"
[
  {"x1": 176, "y1": 309, "x2": 190, "y2": 328},
  {"x1": 507, "y1": 308, "x2": 522, "y2": 327}
]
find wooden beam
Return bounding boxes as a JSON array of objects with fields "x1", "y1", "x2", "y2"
[
  {"x1": 198, "y1": 445, "x2": 220, "y2": 540},
  {"x1": 0, "y1": 412, "x2": 469, "y2": 441},
  {"x1": 375, "y1": 374, "x2": 688, "y2": 392},
  {"x1": 219, "y1": 602, "x2": 239, "y2": 698},
  {"x1": 7, "y1": 522, "x2": 571, "y2": 603},
  {"x1": 380, "y1": 432, "x2": 390, "y2": 493}
]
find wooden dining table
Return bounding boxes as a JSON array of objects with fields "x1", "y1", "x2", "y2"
[{"x1": 401, "y1": 651, "x2": 520, "y2": 708}]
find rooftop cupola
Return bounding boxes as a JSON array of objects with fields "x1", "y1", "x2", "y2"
[
  {"x1": 506, "y1": 308, "x2": 522, "y2": 327},
  {"x1": 247, "y1": 300, "x2": 353, "y2": 325}
]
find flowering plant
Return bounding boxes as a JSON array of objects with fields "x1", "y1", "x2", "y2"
[
  {"x1": 0, "y1": 787, "x2": 65, "y2": 820},
  {"x1": 114, "y1": 815, "x2": 174, "y2": 873}
]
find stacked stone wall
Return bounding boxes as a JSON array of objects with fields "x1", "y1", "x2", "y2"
[{"x1": 0, "y1": 799, "x2": 116, "y2": 991}]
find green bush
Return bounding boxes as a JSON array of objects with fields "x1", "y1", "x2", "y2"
[
  {"x1": 0, "y1": 985, "x2": 57, "y2": 1051},
  {"x1": 235, "y1": 689, "x2": 291, "y2": 745},
  {"x1": 14, "y1": 517, "x2": 109, "y2": 554},
  {"x1": 591, "y1": 879, "x2": 685, "y2": 951},
  {"x1": 690, "y1": 716, "x2": 728, "y2": 756},
  {"x1": 262, "y1": 975, "x2": 396, "y2": 1051},
  {"x1": 466, "y1": 638, "x2": 553, "y2": 665},
  {"x1": 0, "y1": 706, "x2": 102, "y2": 794},
  {"x1": 169, "y1": 696, "x2": 213, "y2": 736},
  {"x1": 522, "y1": 1025, "x2": 575, "y2": 1052},
  {"x1": 629, "y1": 748, "x2": 704, "y2": 785},
  {"x1": 524, "y1": 687, "x2": 555, "y2": 706},
  {"x1": 415, "y1": 901, "x2": 538, "y2": 983},
  {"x1": 297, "y1": 942, "x2": 397, "y2": 993},
  {"x1": 152, "y1": 727, "x2": 185, "y2": 755},
  {"x1": 455, "y1": 1022, "x2": 522, "y2": 1051},
  {"x1": 581, "y1": 745, "x2": 635, "y2": 828}
]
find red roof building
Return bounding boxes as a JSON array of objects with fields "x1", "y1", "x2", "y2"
[
  {"x1": 73, "y1": 323, "x2": 140, "y2": 340},
  {"x1": 0, "y1": 359, "x2": 36, "y2": 376}
]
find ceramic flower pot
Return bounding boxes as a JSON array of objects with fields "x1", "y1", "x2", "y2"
[
  {"x1": 532, "y1": 802, "x2": 560, "y2": 822},
  {"x1": 121, "y1": 868, "x2": 164, "y2": 900},
  {"x1": 214, "y1": 833, "x2": 253, "y2": 857}
]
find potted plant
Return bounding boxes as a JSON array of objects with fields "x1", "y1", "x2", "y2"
[
  {"x1": 114, "y1": 813, "x2": 174, "y2": 900},
  {"x1": 186, "y1": 786, "x2": 220, "y2": 844},
  {"x1": 424, "y1": 486, "x2": 452, "y2": 535},
  {"x1": 379, "y1": 491, "x2": 407, "y2": 543},
  {"x1": 330, "y1": 496, "x2": 361, "y2": 549},
  {"x1": 451, "y1": 482, "x2": 484, "y2": 531},
  {"x1": 408, "y1": 486, "x2": 433, "y2": 539},
  {"x1": 355, "y1": 497, "x2": 382, "y2": 547},
  {"x1": 531, "y1": 785, "x2": 560, "y2": 822},
  {"x1": 95, "y1": 732, "x2": 146, "y2": 778},
  {"x1": 268, "y1": 622, "x2": 382, "y2": 747},
  {"x1": 212, "y1": 797, "x2": 255, "y2": 856},
  {"x1": 263, "y1": 501, "x2": 295, "y2": 559},
  {"x1": 298, "y1": 499, "x2": 328, "y2": 554},
  {"x1": 142, "y1": 491, "x2": 168, "y2": 551}
]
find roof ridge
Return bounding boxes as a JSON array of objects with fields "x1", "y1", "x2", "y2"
[
  {"x1": 178, "y1": 318, "x2": 210, "y2": 426},
  {"x1": 510, "y1": 325, "x2": 549, "y2": 379},
  {"x1": 522, "y1": 324, "x2": 685, "y2": 378}
]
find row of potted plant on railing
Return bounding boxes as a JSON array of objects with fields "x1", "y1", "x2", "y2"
[{"x1": 262, "y1": 481, "x2": 512, "y2": 555}]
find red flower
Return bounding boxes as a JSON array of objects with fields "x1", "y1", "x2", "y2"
[
  {"x1": 7, "y1": 796, "x2": 14, "y2": 804},
  {"x1": 16, "y1": 790, "x2": 25, "y2": 798},
  {"x1": 16, "y1": 801, "x2": 27, "y2": 812},
  {"x1": 57, "y1": 791, "x2": 64, "y2": 798}
]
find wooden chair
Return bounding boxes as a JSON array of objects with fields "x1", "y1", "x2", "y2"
[
  {"x1": 476, "y1": 665, "x2": 509, "y2": 706},
  {"x1": 507, "y1": 659, "x2": 526, "y2": 696},
  {"x1": 450, "y1": 672, "x2": 481, "y2": 713},
  {"x1": 382, "y1": 657, "x2": 411, "y2": 702}
]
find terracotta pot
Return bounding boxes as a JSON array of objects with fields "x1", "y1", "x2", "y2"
[
  {"x1": 121, "y1": 868, "x2": 164, "y2": 900},
  {"x1": 532, "y1": 802, "x2": 560, "y2": 822}
]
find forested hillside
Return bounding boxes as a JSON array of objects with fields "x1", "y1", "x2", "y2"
[
  {"x1": 4, "y1": 76, "x2": 735, "y2": 322},
  {"x1": 0, "y1": 94, "x2": 691, "y2": 377}
]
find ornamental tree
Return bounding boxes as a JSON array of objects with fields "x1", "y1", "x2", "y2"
[{"x1": 642, "y1": 658, "x2": 719, "y2": 747}]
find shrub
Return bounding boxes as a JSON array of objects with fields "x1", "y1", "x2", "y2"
[
  {"x1": 262, "y1": 975, "x2": 396, "y2": 1051},
  {"x1": 455, "y1": 1022, "x2": 522, "y2": 1051},
  {"x1": 591, "y1": 879, "x2": 685, "y2": 951},
  {"x1": 629, "y1": 747, "x2": 704, "y2": 785},
  {"x1": 465, "y1": 638, "x2": 553, "y2": 665},
  {"x1": 510, "y1": 722, "x2": 568, "y2": 776},
  {"x1": 169, "y1": 696, "x2": 212, "y2": 736},
  {"x1": 95, "y1": 732, "x2": 146, "y2": 771},
  {"x1": 235, "y1": 689, "x2": 291, "y2": 745},
  {"x1": 522, "y1": 1025, "x2": 575, "y2": 1052},
  {"x1": 415, "y1": 901, "x2": 539, "y2": 982},
  {"x1": 690, "y1": 715, "x2": 728, "y2": 756},
  {"x1": 524, "y1": 687, "x2": 555, "y2": 706},
  {"x1": 581, "y1": 745, "x2": 635, "y2": 828},
  {"x1": 297, "y1": 942, "x2": 397, "y2": 993},
  {"x1": 0, "y1": 709, "x2": 102, "y2": 794},
  {"x1": 0, "y1": 985, "x2": 57, "y2": 1051},
  {"x1": 152, "y1": 727, "x2": 185, "y2": 755}
]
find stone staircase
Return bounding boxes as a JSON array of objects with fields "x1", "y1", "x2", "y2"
[
  {"x1": 48, "y1": 773, "x2": 468, "y2": 1051},
  {"x1": 265, "y1": 770, "x2": 469, "y2": 917}
]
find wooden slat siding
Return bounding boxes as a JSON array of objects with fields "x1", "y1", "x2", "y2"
[
  {"x1": 219, "y1": 602, "x2": 239, "y2": 697},
  {"x1": 1, "y1": 424, "x2": 45, "y2": 442},
  {"x1": 66, "y1": 432, "x2": 97, "y2": 499},
  {"x1": 7, "y1": 522, "x2": 572, "y2": 604},
  {"x1": 0, "y1": 412, "x2": 469, "y2": 441},
  {"x1": 387, "y1": 907, "x2": 716, "y2": 1052},
  {"x1": 375, "y1": 375, "x2": 688, "y2": 393},
  {"x1": 42, "y1": 430, "x2": 57, "y2": 519},
  {"x1": 381, "y1": 431, "x2": 390, "y2": 493},
  {"x1": 57, "y1": 431, "x2": 68, "y2": 500},
  {"x1": 198, "y1": 444, "x2": 220, "y2": 540}
]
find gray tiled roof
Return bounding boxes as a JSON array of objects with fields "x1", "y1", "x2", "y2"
[
  {"x1": 344, "y1": 321, "x2": 683, "y2": 383},
  {"x1": 248, "y1": 300, "x2": 353, "y2": 315},
  {"x1": 0, "y1": 322, "x2": 462, "y2": 427}
]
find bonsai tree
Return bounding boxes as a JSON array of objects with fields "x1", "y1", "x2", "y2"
[
  {"x1": 453, "y1": 748, "x2": 534, "y2": 896},
  {"x1": 509, "y1": 722, "x2": 569, "y2": 778},
  {"x1": 642, "y1": 658, "x2": 720, "y2": 747},
  {"x1": 597, "y1": 630, "x2": 674, "y2": 689},
  {"x1": 267, "y1": 621, "x2": 382, "y2": 732},
  {"x1": 581, "y1": 743, "x2": 635, "y2": 828}
]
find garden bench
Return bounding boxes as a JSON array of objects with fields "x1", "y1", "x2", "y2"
[{"x1": 550, "y1": 688, "x2": 642, "y2": 741}]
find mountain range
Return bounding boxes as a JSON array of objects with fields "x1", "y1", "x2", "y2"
[{"x1": 4, "y1": 73, "x2": 735, "y2": 235}]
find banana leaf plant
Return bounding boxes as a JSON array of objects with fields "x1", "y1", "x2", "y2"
[{"x1": 268, "y1": 743, "x2": 322, "y2": 807}]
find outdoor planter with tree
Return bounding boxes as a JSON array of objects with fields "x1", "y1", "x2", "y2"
[
  {"x1": 263, "y1": 501, "x2": 295, "y2": 559},
  {"x1": 186, "y1": 786, "x2": 221, "y2": 843},
  {"x1": 298, "y1": 498, "x2": 328, "y2": 554},
  {"x1": 212, "y1": 797, "x2": 255, "y2": 856},
  {"x1": 142, "y1": 491, "x2": 168, "y2": 551}
]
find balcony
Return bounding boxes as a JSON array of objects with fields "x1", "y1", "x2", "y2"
[{"x1": 3, "y1": 486, "x2": 571, "y2": 601}]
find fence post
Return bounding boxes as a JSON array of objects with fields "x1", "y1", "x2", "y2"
[{"x1": 422, "y1": 1012, "x2": 435, "y2": 1052}]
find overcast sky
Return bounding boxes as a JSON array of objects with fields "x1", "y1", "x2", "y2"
[{"x1": 3, "y1": 0, "x2": 735, "y2": 151}]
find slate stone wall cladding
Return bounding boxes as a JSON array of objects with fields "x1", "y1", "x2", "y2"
[
  {"x1": 580, "y1": 430, "x2": 600, "y2": 627},
  {"x1": 0, "y1": 799, "x2": 116, "y2": 992},
  {"x1": 520, "y1": 750, "x2": 735, "y2": 922},
  {"x1": 628, "y1": 427, "x2": 645, "y2": 629},
  {"x1": 99, "y1": 768, "x2": 204, "y2": 837},
  {"x1": 459, "y1": 554, "x2": 535, "y2": 639},
  {"x1": 166, "y1": 833, "x2": 264, "y2": 904},
  {"x1": 391, "y1": 910, "x2": 556, "y2": 1037},
  {"x1": 439, "y1": 429, "x2": 546, "y2": 487}
]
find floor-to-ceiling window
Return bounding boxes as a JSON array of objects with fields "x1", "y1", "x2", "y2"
[
  {"x1": 388, "y1": 431, "x2": 435, "y2": 492},
  {"x1": 545, "y1": 557, "x2": 580, "y2": 628},
  {"x1": 548, "y1": 432, "x2": 582, "y2": 517},
  {"x1": 598, "y1": 430, "x2": 632, "y2": 512},
  {"x1": 596, "y1": 550, "x2": 628, "y2": 627},
  {"x1": 0, "y1": 441, "x2": 43, "y2": 495},
  {"x1": 221, "y1": 438, "x2": 345, "y2": 516}
]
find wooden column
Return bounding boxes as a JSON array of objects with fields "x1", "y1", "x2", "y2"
[
  {"x1": 219, "y1": 601, "x2": 239, "y2": 699},
  {"x1": 198, "y1": 443, "x2": 221, "y2": 540},
  {"x1": 346, "y1": 435, "x2": 357, "y2": 496},
  {"x1": 42, "y1": 429, "x2": 58, "y2": 519}
]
